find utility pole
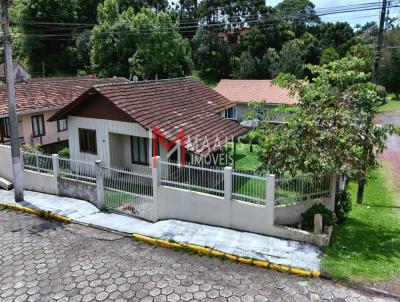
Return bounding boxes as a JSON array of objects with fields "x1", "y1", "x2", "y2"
[
  {"x1": 372, "y1": 0, "x2": 388, "y2": 83},
  {"x1": 357, "y1": 0, "x2": 388, "y2": 204},
  {"x1": 1, "y1": 0, "x2": 24, "y2": 201}
]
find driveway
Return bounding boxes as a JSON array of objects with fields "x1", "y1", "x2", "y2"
[{"x1": 0, "y1": 210, "x2": 394, "y2": 302}]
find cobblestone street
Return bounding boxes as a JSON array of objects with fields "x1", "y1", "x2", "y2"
[{"x1": 0, "y1": 210, "x2": 394, "y2": 301}]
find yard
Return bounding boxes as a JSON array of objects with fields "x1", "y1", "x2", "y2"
[
  {"x1": 379, "y1": 94, "x2": 400, "y2": 114},
  {"x1": 227, "y1": 141, "x2": 400, "y2": 287},
  {"x1": 322, "y1": 165, "x2": 400, "y2": 286}
]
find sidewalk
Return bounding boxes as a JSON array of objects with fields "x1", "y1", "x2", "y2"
[{"x1": 0, "y1": 189, "x2": 322, "y2": 272}]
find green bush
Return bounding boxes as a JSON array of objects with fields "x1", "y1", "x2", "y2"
[
  {"x1": 301, "y1": 203, "x2": 333, "y2": 229},
  {"x1": 21, "y1": 144, "x2": 43, "y2": 153},
  {"x1": 335, "y1": 188, "x2": 352, "y2": 224},
  {"x1": 58, "y1": 147, "x2": 70, "y2": 158}
]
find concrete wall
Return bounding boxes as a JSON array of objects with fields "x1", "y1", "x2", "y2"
[
  {"x1": 157, "y1": 186, "x2": 275, "y2": 236},
  {"x1": 58, "y1": 177, "x2": 97, "y2": 206},
  {"x1": 0, "y1": 145, "x2": 58, "y2": 195},
  {"x1": 274, "y1": 197, "x2": 333, "y2": 226}
]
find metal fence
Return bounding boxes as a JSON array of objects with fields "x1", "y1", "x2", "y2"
[
  {"x1": 159, "y1": 160, "x2": 225, "y2": 197},
  {"x1": 22, "y1": 151, "x2": 53, "y2": 174},
  {"x1": 275, "y1": 174, "x2": 331, "y2": 205},
  {"x1": 58, "y1": 157, "x2": 96, "y2": 183},
  {"x1": 232, "y1": 171, "x2": 267, "y2": 205},
  {"x1": 103, "y1": 166, "x2": 156, "y2": 221}
]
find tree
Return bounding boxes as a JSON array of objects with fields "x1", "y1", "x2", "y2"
[
  {"x1": 91, "y1": 1, "x2": 192, "y2": 78},
  {"x1": 234, "y1": 51, "x2": 258, "y2": 79},
  {"x1": 277, "y1": 39, "x2": 305, "y2": 78},
  {"x1": 378, "y1": 28, "x2": 400, "y2": 96},
  {"x1": 251, "y1": 57, "x2": 391, "y2": 192},
  {"x1": 191, "y1": 28, "x2": 233, "y2": 80},
  {"x1": 76, "y1": 30, "x2": 92, "y2": 73},
  {"x1": 77, "y1": 0, "x2": 103, "y2": 23},
  {"x1": 14, "y1": 0, "x2": 79, "y2": 73},
  {"x1": 314, "y1": 22, "x2": 355, "y2": 56},
  {"x1": 129, "y1": 12, "x2": 193, "y2": 79},
  {"x1": 320, "y1": 47, "x2": 339, "y2": 64},
  {"x1": 240, "y1": 26, "x2": 267, "y2": 58},
  {"x1": 275, "y1": 0, "x2": 320, "y2": 37}
]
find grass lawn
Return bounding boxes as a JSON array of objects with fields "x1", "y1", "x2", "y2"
[
  {"x1": 379, "y1": 94, "x2": 400, "y2": 114},
  {"x1": 225, "y1": 142, "x2": 259, "y2": 171},
  {"x1": 322, "y1": 164, "x2": 400, "y2": 283}
]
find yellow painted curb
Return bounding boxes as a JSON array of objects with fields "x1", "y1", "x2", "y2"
[
  {"x1": 132, "y1": 233, "x2": 320, "y2": 278},
  {"x1": 0, "y1": 201, "x2": 71, "y2": 223}
]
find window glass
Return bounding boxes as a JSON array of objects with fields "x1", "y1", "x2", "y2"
[{"x1": 79, "y1": 128, "x2": 97, "y2": 154}]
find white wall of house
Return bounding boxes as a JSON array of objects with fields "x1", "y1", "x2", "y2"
[
  {"x1": 221, "y1": 103, "x2": 289, "y2": 123},
  {"x1": 68, "y1": 116, "x2": 168, "y2": 171}
]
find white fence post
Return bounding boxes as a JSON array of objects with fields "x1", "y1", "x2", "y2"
[
  {"x1": 328, "y1": 173, "x2": 337, "y2": 211},
  {"x1": 266, "y1": 174, "x2": 275, "y2": 226},
  {"x1": 152, "y1": 156, "x2": 160, "y2": 221},
  {"x1": 224, "y1": 166, "x2": 232, "y2": 201},
  {"x1": 52, "y1": 154, "x2": 59, "y2": 177},
  {"x1": 95, "y1": 160, "x2": 105, "y2": 210}
]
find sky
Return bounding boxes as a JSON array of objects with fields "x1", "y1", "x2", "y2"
[{"x1": 266, "y1": 0, "x2": 389, "y2": 27}]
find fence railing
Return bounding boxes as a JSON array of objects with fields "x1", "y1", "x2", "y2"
[
  {"x1": 22, "y1": 151, "x2": 53, "y2": 174},
  {"x1": 232, "y1": 171, "x2": 267, "y2": 205},
  {"x1": 159, "y1": 160, "x2": 225, "y2": 197},
  {"x1": 103, "y1": 166, "x2": 156, "y2": 221},
  {"x1": 58, "y1": 157, "x2": 96, "y2": 184},
  {"x1": 275, "y1": 173, "x2": 331, "y2": 205},
  {"x1": 21, "y1": 151, "x2": 333, "y2": 210}
]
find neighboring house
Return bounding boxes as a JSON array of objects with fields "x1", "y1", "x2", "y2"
[
  {"x1": 49, "y1": 77, "x2": 247, "y2": 171},
  {"x1": 0, "y1": 77, "x2": 127, "y2": 147},
  {"x1": 214, "y1": 79, "x2": 298, "y2": 125},
  {"x1": 0, "y1": 62, "x2": 31, "y2": 83},
  {"x1": 217, "y1": 27, "x2": 250, "y2": 44}
]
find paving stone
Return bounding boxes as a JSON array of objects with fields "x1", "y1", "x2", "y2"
[{"x1": 0, "y1": 211, "x2": 396, "y2": 302}]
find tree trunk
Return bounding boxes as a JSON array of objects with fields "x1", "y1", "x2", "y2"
[{"x1": 356, "y1": 177, "x2": 366, "y2": 204}]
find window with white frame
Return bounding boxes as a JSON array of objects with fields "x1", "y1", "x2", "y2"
[
  {"x1": 225, "y1": 107, "x2": 237, "y2": 120},
  {"x1": 31, "y1": 115, "x2": 45, "y2": 137},
  {"x1": 57, "y1": 118, "x2": 68, "y2": 132},
  {"x1": 131, "y1": 136, "x2": 149, "y2": 165}
]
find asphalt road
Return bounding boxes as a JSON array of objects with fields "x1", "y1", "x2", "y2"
[{"x1": 0, "y1": 210, "x2": 394, "y2": 302}]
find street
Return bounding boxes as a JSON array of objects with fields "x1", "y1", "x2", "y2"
[{"x1": 0, "y1": 210, "x2": 394, "y2": 302}]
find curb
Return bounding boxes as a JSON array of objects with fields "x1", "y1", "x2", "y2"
[
  {"x1": 0, "y1": 201, "x2": 72, "y2": 223},
  {"x1": 132, "y1": 233, "x2": 320, "y2": 278}
]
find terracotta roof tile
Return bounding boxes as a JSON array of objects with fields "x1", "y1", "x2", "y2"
[
  {"x1": 0, "y1": 76, "x2": 128, "y2": 117},
  {"x1": 214, "y1": 79, "x2": 298, "y2": 105},
  {"x1": 52, "y1": 77, "x2": 247, "y2": 155}
]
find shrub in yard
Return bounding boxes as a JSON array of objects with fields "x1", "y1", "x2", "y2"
[
  {"x1": 21, "y1": 144, "x2": 43, "y2": 153},
  {"x1": 58, "y1": 147, "x2": 70, "y2": 158},
  {"x1": 335, "y1": 188, "x2": 352, "y2": 224},
  {"x1": 301, "y1": 203, "x2": 333, "y2": 229}
]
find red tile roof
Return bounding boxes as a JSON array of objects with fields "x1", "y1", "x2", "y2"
[
  {"x1": 51, "y1": 77, "x2": 247, "y2": 155},
  {"x1": 214, "y1": 79, "x2": 298, "y2": 105},
  {"x1": 0, "y1": 76, "x2": 128, "y2": 117}
]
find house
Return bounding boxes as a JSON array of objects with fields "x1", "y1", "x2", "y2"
[
  {"x1": 217, "y1": 27, "x2": 250, "y2": 44},
  {"x1": 0, "y1": 77, "x2": 127, "y2": 148},
  {"x1": 49, "y1": 77, "x2": 247, "y2": 170},
  {"x1": 214, "y1": 79, "x2": 298, "y2": 125},
  {"x1": 0, "y1": 61, "x2": 31, "y2": 83}
]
